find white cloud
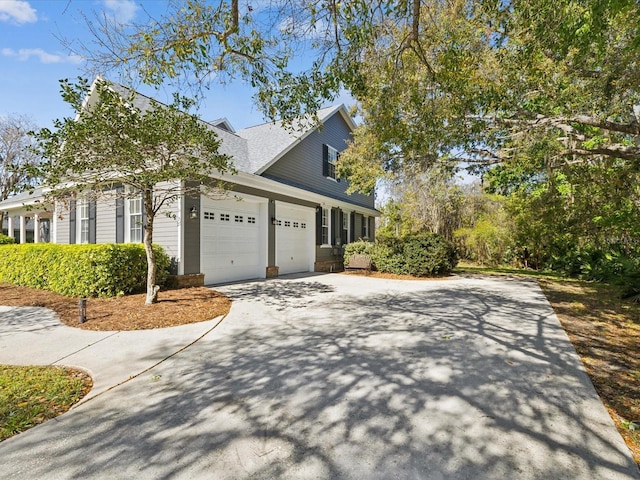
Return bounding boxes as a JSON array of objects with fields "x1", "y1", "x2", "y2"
[
  {"x1": 1, "y1": 48, "x2": 82, "y2": 64},
  {"x1": 0, "y1": 0, "x2": 37, "y2": 24},
  {"x1": 102, "y1": 0, "x2": 139, "y2": 24}
]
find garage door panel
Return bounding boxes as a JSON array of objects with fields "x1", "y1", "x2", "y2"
[
  {"x1": 201, "y1": 198, "x2": 263, "y2": 284},
  {"x1": 276, "y1": 203, "x2": 314, "y2": 275}
]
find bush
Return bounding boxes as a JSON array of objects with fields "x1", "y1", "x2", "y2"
[
  {"x1": 371, "y1": 232, "x2": 458, "y2": 276},
  {"x1": 0, "y1": 234, "x2": 15, "y2": 245},
  {"x1": 0, "y1": 243, "x2": 170, "y2": 297},
  {"x1": 344, "y1": 240, "x2": 375, "y2": 266}
]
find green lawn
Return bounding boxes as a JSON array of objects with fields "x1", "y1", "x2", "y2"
[{"x1": 0, "y1": 365, "x2": 92, "y2": 441}]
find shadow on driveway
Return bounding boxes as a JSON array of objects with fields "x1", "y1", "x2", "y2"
[{"x1": 0, "y1": 277, "x2": 638, "y2": 479}]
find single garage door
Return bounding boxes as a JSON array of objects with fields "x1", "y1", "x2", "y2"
[
  {"x1": 276, "y1": 202, "x2": 315, "y2": 275},
  {"x1": 201, "y1": 197, "x2": 264, "y2": 284}
]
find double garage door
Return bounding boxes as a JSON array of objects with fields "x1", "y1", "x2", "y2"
[{"x1": 200, "y1": 197, "x2": 315, "y2": 284}]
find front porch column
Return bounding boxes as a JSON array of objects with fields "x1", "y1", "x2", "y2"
[
  {"x1": 6, "y1": 215, "x2": 14, "y2": 239},
  {"x1": 33, "y1": 214, "x2": 40, "y2": 243},
  {"x1": 19, "y1": 215, "x2": 26, "y2": 244}
]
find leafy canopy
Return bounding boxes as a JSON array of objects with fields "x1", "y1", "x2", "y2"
[{"x1": 32, "y1": 77, "x2": 232, "y2": 216}]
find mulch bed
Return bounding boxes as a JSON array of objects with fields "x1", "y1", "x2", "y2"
[{"x1": 0, "y1": 283, "x2": 231, "y2": 331}]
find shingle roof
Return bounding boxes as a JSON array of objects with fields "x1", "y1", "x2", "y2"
[
  {"x1": 0, "y1": 187, "x2": 46, "y2": 209},
  {"x1": 105, "y1": 80, "x2": 353, "y2": 176}
]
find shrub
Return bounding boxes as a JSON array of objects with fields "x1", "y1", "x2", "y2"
[
  {"x1": 344, "y1": 240, "x2": 375, "y2": 266},
  {"x1": 0, "y1": 234, "x2": 15, "y2": 245},
  {"x1": 0, "y1": 243, "x2": 170, "y2": 297},
  {"x1": 372, "y1": 232, "x2": 458, "y2": 276}
]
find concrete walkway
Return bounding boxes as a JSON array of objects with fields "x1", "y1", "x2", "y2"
[{"x1": 0, "y1": 274, "x2": 638, "y2": 479}]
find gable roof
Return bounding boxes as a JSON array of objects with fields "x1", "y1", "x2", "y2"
[
  {"x1": 106, "y1": 80, "x2": 250, "y2": 169},
  {"x1": 235, "y1": 104, "x2": 356, "y2": 175}
]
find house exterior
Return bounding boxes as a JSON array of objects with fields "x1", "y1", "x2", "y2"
[{"x1": 0, "y1": 90, "x2": 377, "y2": 285}]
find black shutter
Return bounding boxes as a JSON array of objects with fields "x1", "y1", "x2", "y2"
[
  {"x1": 89, "y1": 200, "x2": 97, "y2": 244},
  {"x1": 350, "y1": 211, "x2": 356, "y2": 243},
  {"x1": 316, "y1": 207, "x2": 323, "y2": 245},
  {"x1": 369, "y1": 216, "x2": 375, "y2": 239},
  {"x1": 322, "y1": 144, "x2": 329, "y2": 177},
  {"x1": 331, "y1": 208, "x2": 337, "y2": 246},
  {"x1": 115, "y1": 186, "x2": 124, "y2": 243},
  {"x1": 69, "y1": 199, "x2": 76, "y2": 244},
  {"x1": 336, "y1": 152, "x2": 341, "y2": 182}
]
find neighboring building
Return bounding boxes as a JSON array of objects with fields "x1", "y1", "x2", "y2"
[{"x1": 0, "y1": 86, "x2": 377, "y2": 285}]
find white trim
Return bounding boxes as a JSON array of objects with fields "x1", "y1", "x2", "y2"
[
  {"x1": 342, "y1": 210, "x2": 350, "y2": 244},
  {"x1": 217, "y1": 170, "x2": 379, "y2": 218},
  {"x1": 77, "y1": 198, "x2": 90, "y2": 244},
  {"x1": 321, "y1": 207, "x2": 331, "y2": 247}
]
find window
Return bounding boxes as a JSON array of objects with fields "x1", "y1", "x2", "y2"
[
  {"x1": 204, "y1": 211, "x2": 214, "y2": 220},
  {"x1": 342, "y1": 211, "x2": 349, "y2": 245},
  {"x1": 326, "y1": 145, "x2": 338, "y2": 180},
  {"x1": 362, "y1": 215, "x2": 369, "y2": 239},
  {"x1": 284, "y1": 221, "x2": 291, "y2": 227},
  {"x1": 293, "y1": 222, "x2": 299, "y2": 228},
  {"x1": 235, "y1": 215, "x2": 243, "y2": 223},
  {"x1": 321, "y1": 207, "x2": 330, "y2": 245},
  {"x1": 247, "y1": 216, "x2": 256, "y2": 224},
  {"x1": 128, "y1": 196, "x2": 143, "y2": 243},
  {"x1": 220, "y1": 213, "x2": 230, "y2": 221},
  {"x1": 301, "y1": 223, "x2": 306, "y2": 229},
  {"x1": 78, "y1": 198, "x2": 89, "y2": 244}
]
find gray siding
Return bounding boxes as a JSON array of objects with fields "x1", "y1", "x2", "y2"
[
  {"x1": 154, "y1": 195, "x2": 181, "y2": 271},
  {"x1": 55, "y1": 204, "x2": 70, "y2": 244},
  {"x1": 262, "y1": 114, "x2": 375, "y2": 209},
  {"x1": 354, "y1": 214, "x2": 363, "y2": 241},
  {"x1": 183, "y1": 187, "x2": 201, "y2": 274},
  {"x1": 96, "y1": 200, "x2": 116, "y2": 243}
]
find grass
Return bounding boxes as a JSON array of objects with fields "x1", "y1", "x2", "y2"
[
  {"x1": 0, "y1": 365, "x2": 92, "y2": 441},
  {"x1": 455, "y1": 263, "x2": 640, "y2": 465}
]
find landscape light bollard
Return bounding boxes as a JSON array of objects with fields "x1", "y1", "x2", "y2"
[{"x1": 78, "y1": 298, "x2": 87, "y2": 324}]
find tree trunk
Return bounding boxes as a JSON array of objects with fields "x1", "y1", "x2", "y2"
[{"x1": 143, "y1": 189, "x2": 158, "y2": 305}]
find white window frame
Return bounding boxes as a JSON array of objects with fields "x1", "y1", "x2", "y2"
[
  {"x1": 321, "y1": 207, "x2": 331, "y2": 246},
  {"x1": 342, "y1": 210, "x2": 349, "y2": 245},
  {"x1": 126, "y1": 195, "x2": 143, "y2": 243},
  {"x1": 326, "y1": 145, "x2": 338, "y2": 180},
  {"x1": 362, "y1": 215, "x2": 369, "y2": 240},
  {"x1": 77, "y1": 198, "x2": 89, "y2": 244}
]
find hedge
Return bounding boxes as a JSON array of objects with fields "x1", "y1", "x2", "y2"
[
  {"x1": 0, "y1": 243, "x2": 170, "y2": 297},
  {"x1": 344, "y1": 233, "x2": 458, "y2": 277},
  {"x1": 0, "y1": 234, "x2": 15, "y2": 245}
]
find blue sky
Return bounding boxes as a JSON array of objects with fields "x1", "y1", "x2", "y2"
[{"x1": 0, "y1": 0, "x2": 353, "y2": 130}]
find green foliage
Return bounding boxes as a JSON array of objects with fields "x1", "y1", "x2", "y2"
[
  {"x1": 0, "y1": 234, "x2": 15, "y2": 245},
  {"x1": 0, "y1": 365, "x2": 90, "y2": 441},
  {"x1": 372, "y1": 232, "x2": 458, "y2": 277},
  {"x1": 0, "y1": 243, "x2": 170, "y2": 297},
  {"x1": 455, "y1": 219, "x2": 516, "y2": 267},
  {"x1": 32, "y1": 77, "x2": 230, "y2": 304},
  {"x1": 343, "y1": 240, "x2": 375, "y2": 265}
]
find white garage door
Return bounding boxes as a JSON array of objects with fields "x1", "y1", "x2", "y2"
[
  {"x1": 200, "y1": 197, "x2": 264, "y2": 284},
  {"x1": 276, "y1": 202, "x2": 315, "y2": 275}
]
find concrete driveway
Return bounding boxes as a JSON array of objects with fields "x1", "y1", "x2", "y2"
[{"x1": 0, "y1": 274, "x2": 638, "y2": 479}]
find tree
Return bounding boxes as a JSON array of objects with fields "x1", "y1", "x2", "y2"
[
  {"x1": 72, "y1": 0, "x2": 640, "y2": 167},
  {"x1": 0, "y1": 114, "x2": 40, "y2": 228},
  {"x1": 32, "y1": 77, "x2": 232, "y2": 305}
]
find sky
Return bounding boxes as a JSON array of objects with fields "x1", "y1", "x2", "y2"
[{"x1": 0, "y1": 0, "x2": 353, "y2": 130}]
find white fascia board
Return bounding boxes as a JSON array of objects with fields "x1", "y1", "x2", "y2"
[{"x1": 216, "y1": 170, "x2": 379, "y2": 217}]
